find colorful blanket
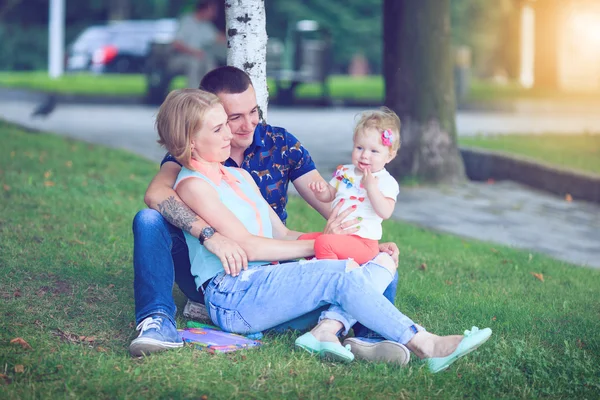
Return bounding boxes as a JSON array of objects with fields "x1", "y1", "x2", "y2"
[{"x1": 179, "y1": 322, "x2": 262, "y2": 354}]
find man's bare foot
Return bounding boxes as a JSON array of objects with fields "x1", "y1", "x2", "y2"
[
  {"x1": 310, "y1": 319, "x2": 343, "y2": 344},
  {"x1": 406, "y1": 331, "x2": 464, "y2": 359}
]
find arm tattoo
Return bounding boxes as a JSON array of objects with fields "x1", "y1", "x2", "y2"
[{"x1": 157, "y1": 196, "x2": 199, "y2": 233}]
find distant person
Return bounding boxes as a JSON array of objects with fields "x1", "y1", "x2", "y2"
[
  {"x1": 169, "y1": 0, "x2": 225, "y2": 89},
  {"x1": 300, "y1": 107, "x2": 401, "y2": 265}
]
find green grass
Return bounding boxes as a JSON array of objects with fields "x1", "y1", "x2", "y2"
[
  {"x1": 11, "y1": 71, "x2": 600, "y2": 103},
  {"x1": 1, "y1": 120, "x2": 599, "y2": 398},
  {"x1": 459, "y1": 133, "x2": 600, "y2": 175},
  {"x1": 0, "y1": 71, "x2": 380, "y2": 101}
]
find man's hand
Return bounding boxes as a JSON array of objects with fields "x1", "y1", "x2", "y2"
[
  {"x1": 323, "y1": 200, "x2": 360, "y2": 235},
  {"x1": 203, "y1": 233, "x2": 248, "y2": 277},
  {"x1": 361, "y1": 167, "x2": 379, "y2": 193},
  {"x1": 378, "y1": 242, "x2": 399, "y2": 266}
]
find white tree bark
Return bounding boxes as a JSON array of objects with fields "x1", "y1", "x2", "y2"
[{"x1": 225, "y1": 0, "x2": 269, "y2": 120}]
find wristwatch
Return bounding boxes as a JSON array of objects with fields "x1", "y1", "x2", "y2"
[{"x1": 199, "y1": 226, "x2": 215, "y2": 245}]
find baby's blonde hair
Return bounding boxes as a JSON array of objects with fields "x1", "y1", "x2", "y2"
[
  {"x1": 156, "y1": 89, "x2": 221, "y2": 170},
  {"x1": 353, "y1": 107, "x2": 401, "y2": 157}
]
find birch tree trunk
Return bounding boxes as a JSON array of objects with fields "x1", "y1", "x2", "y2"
[
  {"x1": 225, "y1": 0, "x2": 269, "y2": 120},
  {"x1": 384, "y1": 0, "x2": 465, "y2": 183}
]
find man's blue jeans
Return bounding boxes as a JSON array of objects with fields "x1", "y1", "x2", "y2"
[{"x1": 132, "y1": 208, "x2": 398, "y2": 337}]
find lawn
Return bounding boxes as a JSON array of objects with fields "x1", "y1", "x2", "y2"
[
  {"x1": 7, "y1": 71, "x2": 600, "y2": 104},
  {"x1": 459, "y1": 133, "x2": 600, "y2": 175},
  {"x1": 1, "y1": 120, "x2": 599, "y2": 398},
  {"x1": 0, "y1": 71, "x2": 377, "y2": 101}
]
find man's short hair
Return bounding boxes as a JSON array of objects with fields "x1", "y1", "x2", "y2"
[
  {"x1": 200, "y1": 66, "x2": 253, "y2": 95},
  {"x1": 196, "y1": 0, "x2": 216, "y2": 11}
]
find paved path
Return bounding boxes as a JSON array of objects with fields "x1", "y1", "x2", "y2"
[{"x1": 1, "y1": 99, "x2": 599, "y2": 268}]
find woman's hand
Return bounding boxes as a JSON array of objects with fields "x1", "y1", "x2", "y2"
[
  {"x1": 378, "y1": 242, "x2": 399, "y2": 266},
  {"x1": 323, "y1": 200, "x2": 360, "y2": 235},
  {"x1": 203, "y1": 232, "x2": 248, "y2": 276}
]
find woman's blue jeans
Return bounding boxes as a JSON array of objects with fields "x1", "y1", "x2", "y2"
[
  {"x1": 204, "y1": 259, "x2": 421, "y2": 344},
  {"x1": 132, "y1": 209, "x2": 399, "y2": 337}
]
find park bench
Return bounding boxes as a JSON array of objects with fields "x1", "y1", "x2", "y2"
[{"x1": 144, "y1": 20, "x2": 332, "y2": 105}]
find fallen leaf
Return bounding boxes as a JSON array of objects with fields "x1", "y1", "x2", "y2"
[
  {"x1": 79, "y1": 336, "x2": 96, "y2": 343},
  {"x1": 200, "y1": 396, "x2": 208, "y2": 400},
  {"x1": 65, "y1": 161, "x2": 73, "y2": 168},
  {"x1": 44, "y1": 181, "x2": 55, "y2": 187},
  {"x1": 53, "y1": 328, "x2": 80, "y2": 343},
  {"x1": 445, "y1": 280, "x2": 453, "y2": 285},
  {"x1": 56, "y1": 365, "x2": 63, "y2": 370},
  {"x1": 10, "y1": 337, "x2": 32, "y2": 350},
  {"x1": 44, "y1": 170, "x2": 52, "y2": 179},
  {"x1": 114, "y1": 366, "x2": 121, "y2": 371},
  {"x1": 107, "y1": 284, "x2": 115, "y2": 289},
  {"x1": 289, "y1": 369, "x2": 297, "y2": 376},
  {"x1": 96, "y1": 347, "x2": 108, "y2": 353},
  {"x1": 419, "y1": 263, "x2": 427, "y2": 271},
  {"x1": 565, "y1": 193, "x2": 573, "y2": 202},
  {"x1": 492, "y1": 316, "x2": 497, "y2": 321},
  {"x1": 73, "y1": 239, "x2": 85, "y2": 245},
  {"x1": 531, "y1": 272, "x2": 544, "y2": 282},
  {"x1": 3, "y1": 184, "x2": 9, "y2": 191},
  {"x1": 14, "y1": 365, "x2": 24, "y2": 374},
  {"x1": 327, "y1": 375, "x2": 335, "y2": 385},
  {"x1": 0, "y1": 373, "x2": 11, "y2": 384},
  {"x1": 13, "y1": 289, "x2": 21, "y2": 298}
]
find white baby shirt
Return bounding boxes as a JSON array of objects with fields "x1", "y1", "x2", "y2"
[{"x1": 329, "y1": 164, "x2": 399, "y2": 240}]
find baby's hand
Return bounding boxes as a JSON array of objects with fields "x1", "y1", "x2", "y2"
[
  {"x1": 309, "y1": 181, "x2": 328, "y2": 193},
  {"x1": 361, "y1": 168, "x2": 379, "y2": 192}
]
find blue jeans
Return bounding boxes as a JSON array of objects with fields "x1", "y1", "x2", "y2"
[
  {"x1": 132, "y1": 209, "x2": 399, "y2": 336},
  {"x1": 133, "y1": 209, "x2": 203, "y2": 325},
  {"x1": 205, "y1": 259, "x2": 421, "y2": 344}
]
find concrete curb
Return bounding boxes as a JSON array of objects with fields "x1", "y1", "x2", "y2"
[{"x1": 460, "y1": 146, "x2": 600, "y2": 204}]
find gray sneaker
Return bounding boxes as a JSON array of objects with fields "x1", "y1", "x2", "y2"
[
  {"x1": 182, "y1": 299, "x2": 211, "y2": 322},
  {"x1": 342, "y1": 337, "x2": 410, "y2": 366},
  {"x1": 129, "y1": 315, "x2": 183, "y2": 357}
]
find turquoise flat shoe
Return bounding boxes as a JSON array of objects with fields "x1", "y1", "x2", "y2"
[
  {"x1": 295, "y1": 333, "x2": 355, "y2": 363},
  {"x1": 295, "y1": 332, "x2": 322, "y2": 355},
  {"x1": 427, "y1": 326, "x2": 492, "y2": 373},
  {"x1": 320, "y1": 341, "x2": 355, "y2": 363}
]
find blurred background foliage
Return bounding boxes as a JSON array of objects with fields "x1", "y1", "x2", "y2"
[{"x1": 0, "y1": 0, "x2": 520, "y2": 78}]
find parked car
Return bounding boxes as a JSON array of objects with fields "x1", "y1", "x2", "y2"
[{"x1": 66, "y1": 19, "x2": 177, "y2": 74}]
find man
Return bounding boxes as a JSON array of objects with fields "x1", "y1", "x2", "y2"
[
  {"x1": 130, "y1": 66, "x2": 409, "y2": 365},
  {"x1": 169, "y1": 0, "x2": 225, "y2": 89}
]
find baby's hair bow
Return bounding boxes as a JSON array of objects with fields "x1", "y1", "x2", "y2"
[{"x1": 382, "y1": 129, "x2": 393, "y2": 147}]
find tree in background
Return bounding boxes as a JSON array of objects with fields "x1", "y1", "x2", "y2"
[
  {"x1": 383, "y1": 0, "x2": 465, "y2": 183},
  {"x1": 532, "y1": 0, "x2": 559, "y2": 89},
  {"x1": 225, "y1": 0, "x2": 269, "y2": 119}
]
